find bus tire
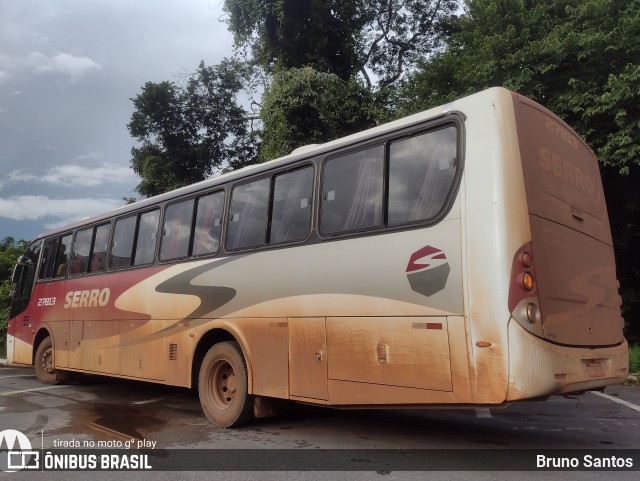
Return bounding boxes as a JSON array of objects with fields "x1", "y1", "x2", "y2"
[
  {"x1": 198, "y1": 341, "x2": 254, "y2": 428},
  {"x1": 34, "y1": 336, "x2": 69, "y2": 385}
]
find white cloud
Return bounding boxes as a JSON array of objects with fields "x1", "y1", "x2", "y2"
[
  {"x1": 0, "y1": 51, "x2": 102, "y2": 82},
  {"x1": 28, "y1": 51, "x2": 102, "y2": 78},
  {"x1": 0, "y1": 195, "x2": 123, "y2": 223},
  {"x1": 8, "y1": 162, "x2": 135, "y2": 188}
]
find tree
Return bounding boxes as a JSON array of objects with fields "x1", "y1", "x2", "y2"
[
  {"x1": 0, "y1": 237, "x2": 28, "y2": 357},
  {"x1": 128, "y1": 60, "x2": 260, "y2": 197},
  {"x1": 224, "y1": 0, "x2": 368, "y2": 81},
  {"x1": 224, "y1": 0, "x2": 458, "y2": 88},
  {"x1": 358, "y1": 0, "x2": 459, "y2": 88},
  {"x1": 400, "y1": 0, "x2": 639, "y2": 173},
  {"x1": 399, "y1": 0, "x2": 640, "y2": 341},
  {"x1": 222, "y1": 1, "x2": 458, "y2": 162},
  {"x1": 260, "y1": 67, "x2": 383, "y2": 160}
]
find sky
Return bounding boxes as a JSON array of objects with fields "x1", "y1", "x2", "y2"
[{"x1": 0, "y1": 0, "x2": 233, "y2": 242}]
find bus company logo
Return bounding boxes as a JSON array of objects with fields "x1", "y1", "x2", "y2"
[
  {"x1": 63, "y1": 287, "x2": 110, "y2": 309},
  {"x1": 406, "y1": 245, "x2": 450, "y2": 297},
  {"x1": 0, "y1": 429, "x2": 39, "y2": 472}
]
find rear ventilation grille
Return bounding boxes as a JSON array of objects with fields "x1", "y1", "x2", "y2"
[{"x1": 169, "y1": 343, "x2": 178, "y2": 361}]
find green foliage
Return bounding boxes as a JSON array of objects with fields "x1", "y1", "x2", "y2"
[
  {"x1": 131, "y1": 1, "x2": 460, "y2": 190},
  {"x1": 629, "y1": 344, "x2": 640, "y2": 373},
  {"x1": 224, "y1": 0, "x2": 458, "y2": 88},
  {"x1": 0, "y1": 237, "x2": 28, "y2": 358},
  {"x1": 260, "y1": 68, "x2": 384, "y2": 160},
  {"x1": 629, "y1": 345, "x2": 640, "y2": 373},
  {"x1": 400, "y1": 0, "x2": 640, "y2": 173},
  {"x1": 128, "y1": 60, "x2": 261, "y2": 197},
  {"x1": 602, "y1": 167, "x2": 640, "y2": 344},
  {"x1": 224, "y1": 0, "x2": 367, "y2": 80}
]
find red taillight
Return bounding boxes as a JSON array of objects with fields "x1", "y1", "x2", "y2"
[{"x1": 508, "y1": 242, "x2": 538, "y2": 313}]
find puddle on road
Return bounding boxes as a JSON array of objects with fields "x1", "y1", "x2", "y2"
[
  {"x1": 60, "y1": 402, "x2": 168, "y2": 442},
  {"x1": 91, "y1": 403, "x2": 164, "y2": 439}
]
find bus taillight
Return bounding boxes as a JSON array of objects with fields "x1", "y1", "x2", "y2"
[
  {"x1": 508, "y1": 242, "x2": 539, "y2": 314},
  {"x1": 508, "y1": 242, "x2": 544, "y2": 332},
  {"x1": 522, "y1": 272, "x2": 535, "y2": 291}
]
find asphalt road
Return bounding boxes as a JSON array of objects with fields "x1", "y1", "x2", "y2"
[{"x1": 1, "y1": 364, "x2": 639, "y2": 481}]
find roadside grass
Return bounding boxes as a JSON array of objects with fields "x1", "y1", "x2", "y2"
[{"x1": 627, "y1": 344, "x2": 640, "y2": 385}]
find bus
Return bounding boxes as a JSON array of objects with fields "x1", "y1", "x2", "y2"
[{"x1": 6, "y1": 87, "x2": 628, "y2": 427}]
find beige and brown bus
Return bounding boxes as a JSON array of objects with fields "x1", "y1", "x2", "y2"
[{"x1": 7, "y1": 87, "x2": 628, "y2": 427}]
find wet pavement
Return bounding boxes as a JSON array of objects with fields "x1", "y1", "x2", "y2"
[{"x1": 1, "y1": 364, "x2": 639, "y2": 480}]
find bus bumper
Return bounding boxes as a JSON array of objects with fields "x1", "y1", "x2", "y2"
[{"x1": 506, "y1": 319, "x2": 629, "y2": 400}]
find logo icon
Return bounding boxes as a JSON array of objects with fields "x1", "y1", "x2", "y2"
[
  {"x1": 406, "y1": 245, "x2": 450, "y2": 297},
  {"x1": 0, "y1": 429, "x2": 39, "y2": 472}
]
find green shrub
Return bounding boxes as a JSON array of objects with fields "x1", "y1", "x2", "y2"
[
  {"x1": 629, "y1": 345, "x2": 640, "y2": 373},
  {"x1": 0, "y1": 306, "x2": 7, "y2": 359}
]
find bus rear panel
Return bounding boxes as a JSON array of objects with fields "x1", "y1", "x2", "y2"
[{"x1": 505, "y1": 92, "x2": 627, "y2": 400}]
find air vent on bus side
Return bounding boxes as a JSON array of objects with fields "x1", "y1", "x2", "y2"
[{"x1": 169, "y1": 343, "x2": 178, "y2": 361}]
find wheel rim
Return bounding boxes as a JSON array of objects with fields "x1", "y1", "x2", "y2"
[
  {"x1": 41, "y1": 347, "x2": 54, "y2": 373},
  {"x1": 208, "y1": 359, "x2": 237, "y2": 411}
]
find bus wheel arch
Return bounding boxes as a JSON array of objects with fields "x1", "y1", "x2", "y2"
[
  {"x1": 191, "y1": 328, "x2": 253, "y2": 389},
  {"x1": 32, "y1": 328, "x2": 52, "y2": 366},
  {"x1": 33, "y1": 331, "x2": 70, "y2": 385},
  {"x1": 197, "y1": 338, "x2": 254, "y2": 427}
]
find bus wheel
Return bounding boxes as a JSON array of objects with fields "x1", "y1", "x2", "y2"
[
  {"x1": 34, "y1": 336, "x2": 66, "y2": 385},
  {"x1": 198, "y1": 341, "x2": 254, "y2": 428}
]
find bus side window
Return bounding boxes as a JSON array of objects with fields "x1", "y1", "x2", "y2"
[
  {"x1": 160, "y1": 199, "x2": 195, "y2": 261},
  {"x1": 110, "y1": 216, "x2": 136, "y2": 269},
  {"x1": 71, "y1": 227, "x2": 93, "y2": 275},
  {"x1": 270, "y1": 167, "x2": 313, "y2": 244},
  {"x1": 192, "y1": 191, "x2": 224, "y2": 256},
  {"x1": 321, "y1": 146, "x2": 384, "y2": 235},
  {"x1": 388, "y1": 126, "x2": 458, "y2": 225},
  {"x1": 39, "y1": 237, "x2": 58, "y2": 280},
  {"x1": 89, "y1": 223, "x2": 110, "y2": 273},
  {"x1": 53, "y1": 234, "x2": 72, "y2": 278},
  {"x1": 227, "y1": 178, "x2": 270, "y2": 250},
  {"x1": 133, "y1": 210, "x2": 160, "y2": 266}
]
